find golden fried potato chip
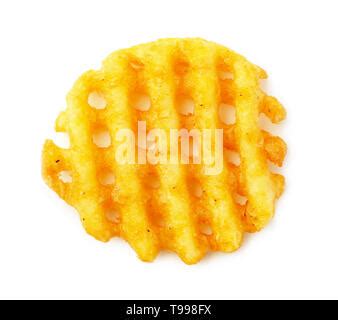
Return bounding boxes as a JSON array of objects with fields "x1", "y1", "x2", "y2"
[{"x1": 42, "y1": 38, "x2": 287, "y2": 264}]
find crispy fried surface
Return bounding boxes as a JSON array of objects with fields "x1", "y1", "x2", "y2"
[{"x1": 42, "y1": 38, "x2": 287, "y2": 264}]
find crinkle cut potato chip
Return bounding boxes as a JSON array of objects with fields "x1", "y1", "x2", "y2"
[{"x1": 42, "y1": 38, "x2": 287, "y2": 264}]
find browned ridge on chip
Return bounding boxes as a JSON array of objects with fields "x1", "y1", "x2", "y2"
[{"x1": 42, "y1": 38, "x2": 286, "y2": 264}]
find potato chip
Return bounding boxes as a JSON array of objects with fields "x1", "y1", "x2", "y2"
[{"x1": 42, "y1": 38, "x2": 287, "y2": 264}]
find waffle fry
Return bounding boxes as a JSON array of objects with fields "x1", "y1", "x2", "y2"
[{"x1": 42, "y1": 38, "x2": 286, "y2": 264}]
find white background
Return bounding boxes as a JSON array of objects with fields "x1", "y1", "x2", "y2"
[{"x1": 0, "y1": 0, "x2": 337, "y2": 300}]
